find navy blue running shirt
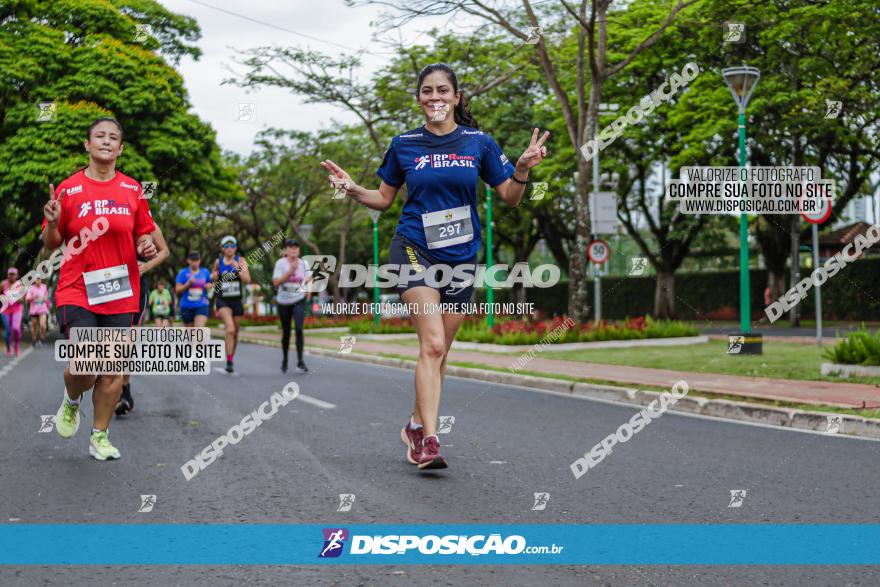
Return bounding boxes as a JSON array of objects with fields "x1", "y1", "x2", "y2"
[{"x1": 377, "y1": 125, "x2": 516, "y2": 262}]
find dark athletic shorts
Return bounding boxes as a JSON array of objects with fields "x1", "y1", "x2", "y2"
[
  {"x1": 180, "y1": 305, "x2": 209, "y2": 324},
  {"x1": 215, "y1": 297, "x2": 244, "y2": 316},
  {"x1": 388, "y1": 233, "x2": 477, "y2": 306},
  {"x1": 57, "y1": 305, "x2": 134, "y2": 339}
]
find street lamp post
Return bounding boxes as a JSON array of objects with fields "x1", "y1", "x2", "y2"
[
  {"x1": 722, "y1": 66, "x2": 760, "y2": 336},
  {"x1": 485, "y1": 183, "x2": 494, "y2": 328},
  {"x1": 368, "y1": 209, "x2": 381, "y2": 326}
]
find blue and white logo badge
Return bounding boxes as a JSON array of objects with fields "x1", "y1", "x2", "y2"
[{"x1": 319, "y1": 528, "x2": 348, "y2": 558}]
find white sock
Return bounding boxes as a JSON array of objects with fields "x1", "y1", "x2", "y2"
[
  {"x1": 92, "y1": 428, "x2": 105, "y2": 435},
  {"x1": 65, "y1": 389, "x2": 80, "y2": 406},
  {"x1": 409, "y1": 417, "x2": 423, "y2": 430}
]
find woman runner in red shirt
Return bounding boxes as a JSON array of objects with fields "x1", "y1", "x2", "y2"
[{"x1": 41, "y1": 117, "x2": 166, "y2": 461}]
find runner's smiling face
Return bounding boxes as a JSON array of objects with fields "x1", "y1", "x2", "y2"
[
  {"x1": 285, "y1": 245, "x2": 300, "y2": 260},
  {"x1": 222, "y1": 242, "x2": 236, "y2": 258},
  {"x1": 84, "y1": 120, "x2": 123, "y2": 165},
  {"x1": 417, "y1": 71, "x2": 460, "y2": 123}
]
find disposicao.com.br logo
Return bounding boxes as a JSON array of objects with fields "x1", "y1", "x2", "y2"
[{"x1": 318, "y1": 528, "x2": 563, "y2": 558}]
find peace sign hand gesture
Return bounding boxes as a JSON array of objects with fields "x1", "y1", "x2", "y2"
[
  {"x1": 44, "y1": 183, "x2": 61, "y2": 226},
  {"x1": 515, "y1": 128, "x2": 550, "y2": 172},
  {"x1": 320, "y1": 159, "x2": 356, "y2": 196}
]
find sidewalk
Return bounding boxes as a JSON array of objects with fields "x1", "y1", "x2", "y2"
[
  {"x1": 223, "y1": 329, "x2": 880, "y2": 409},
  {"x1": 702, "y1": 324, "x2": 877, "y2": 345}
]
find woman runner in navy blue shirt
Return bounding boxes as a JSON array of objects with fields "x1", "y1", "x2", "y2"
[{"x1": 320, "y1": 63, "x2": 549, "y2": 471}]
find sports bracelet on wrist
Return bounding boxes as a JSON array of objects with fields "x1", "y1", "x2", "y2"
[{"x1": 511, "y1": 173, "x2": 529, "y2": 184}]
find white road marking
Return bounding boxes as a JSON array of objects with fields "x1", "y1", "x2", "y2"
[
  {"x1": 0, "y1": 348, "x2": 33, "y2": 382},
  {"x1": 295, "y1": 393, "x2": 336, "y2": 409}
]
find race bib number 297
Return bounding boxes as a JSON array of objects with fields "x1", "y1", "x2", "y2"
[{"x1": 422, "y1": 205, "x2": 474, "y2": 250}]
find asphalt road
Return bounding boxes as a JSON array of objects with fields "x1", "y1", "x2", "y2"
[{"x1": 1, "y1": 337, "x2": 879, "y2": 586}]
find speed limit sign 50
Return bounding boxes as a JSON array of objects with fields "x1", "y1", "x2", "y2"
[
  {"x1": 799, "y1": 193, "x2": 832, "y2": 225},
  {"x1": 588, "y1": 240, "x2": 610, "y2": 264}
]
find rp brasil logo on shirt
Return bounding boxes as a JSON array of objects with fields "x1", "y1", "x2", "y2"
[
  {"x1": 413, "y1": 153, "x2": 476, "y2": 171},
  {"x1": 77, "y1": 199, "x2": 132, "y2": 218}
]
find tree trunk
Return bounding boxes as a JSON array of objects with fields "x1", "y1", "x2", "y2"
[
  {"x1": 568, "y1": 163, "x2": 592, "y2": 322},
  {"x1": 568, "y1": 69, "x2": 602, "y2": 322},
  {"x1": 766, "y1": 268, "x2": 787, "y2": 302},
  {"x1": 512, "y1": 281, "x2": 526, "y2": 307},
  {"x1": 654, "y1": 270, "x2": 676, "y2": 319},
  {"x1": 756, "y1": 214, "x2": 790, "y2": 313}
]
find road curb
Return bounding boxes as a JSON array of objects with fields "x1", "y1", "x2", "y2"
[
  {"x1": 698, "y1": 399, "x2": 796, "y2": 428},
  {"x1": 821, "y1": 362, "x2": 880, "y2": 378},
  {"x1": 230, "y1": 331, "x2": 880, "y2": 440}
]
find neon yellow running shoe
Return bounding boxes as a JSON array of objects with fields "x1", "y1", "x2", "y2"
[
  {"x1": 55, "y1": 393, "x2": 81, "y2": 438},
  {"x1": 89, "y1": 430, "x2": 121, "y2": 461}
]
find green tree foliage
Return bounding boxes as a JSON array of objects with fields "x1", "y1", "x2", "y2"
[
  {"x1": 0, "y1": 0, "x2": 237, "y2": 276},
  {"x1": 673, "y1": 0, "x2": 880, "y2": 321}
]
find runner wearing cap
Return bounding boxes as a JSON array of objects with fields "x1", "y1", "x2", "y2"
[
  {"x1": 25, "y1": 276, "x2": 50, "y2": 348},
  {"x1": 42, "y1": 116, "x2": 162, "y2": 460},
  {"x1": 272, "y1": 239, "x2": 311, "y2": 373},
  {"x1": 175, "y1": 252, "x2": 212, "y2": 328},
  {"x1": 1, "y1": 268, "x2": 24, "y2": 356},
  {"x1": 117, "y1": 226, "x2": 169, "y2": 416},
  {"x1": 320, "y1": 63, "x2": 549, "y2": 470},
  {"x1": 211, "y1": 235, "x2": 250, "y2": 373}
]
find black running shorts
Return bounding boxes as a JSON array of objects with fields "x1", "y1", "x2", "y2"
[
  {"x1": 388, "y1": 233, "x2": 476, "y2": 306},
  {"x1": 57, "y1": 305, "x2": 134, "y2": 339},
  {"x1": 215, "y1": 297, "x2": 245, "y2": 316}
]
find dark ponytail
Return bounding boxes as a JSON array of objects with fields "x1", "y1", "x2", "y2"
[{"x1": 416, "y1": 63, "x2": 480, "y2": 130}]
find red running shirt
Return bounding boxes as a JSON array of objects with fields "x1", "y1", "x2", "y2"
[{"x1": 43, "y1": 169, "x2": 156, "y2": 314}]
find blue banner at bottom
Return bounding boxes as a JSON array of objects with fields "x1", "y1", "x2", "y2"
[{"x1": 1, "y1": 524, "x2": 879, "y2": 565}]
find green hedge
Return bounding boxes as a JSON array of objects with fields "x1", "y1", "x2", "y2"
[
  {"x1": 455, "y1": 316, "x2": 698, "y2": 345},
  {"x1": 475, "y1": 256, "x2": 880, "y2": 321}
]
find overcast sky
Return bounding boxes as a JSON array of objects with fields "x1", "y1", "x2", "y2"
[{"x1": 161, "y1": 0, "x2": 482, "y2": 155}]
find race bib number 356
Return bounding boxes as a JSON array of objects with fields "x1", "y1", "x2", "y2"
[
  {"x1": 422, "y1": 205, "x2": 474, "y2": 250},
  {"x1": 83, "y1": 265, "x2": 133, "y2": 305}
]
